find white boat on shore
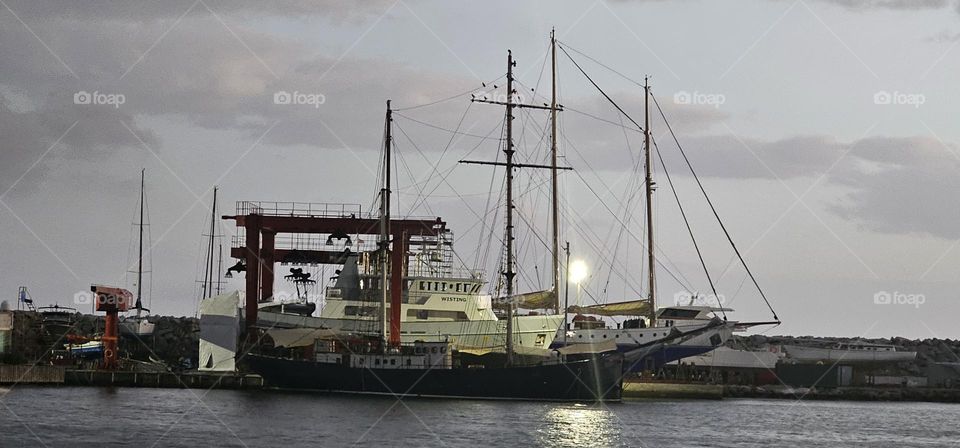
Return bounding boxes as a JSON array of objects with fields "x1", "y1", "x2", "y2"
[{"x1": 784, "y1": 342, "x2": 917, "y2": 363}]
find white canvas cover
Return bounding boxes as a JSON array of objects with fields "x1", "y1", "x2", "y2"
[{"x1": 198, "y1": 291, "x2": 240, "y2": 372}]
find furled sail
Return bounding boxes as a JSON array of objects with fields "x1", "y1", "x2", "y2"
[
  {"x1": 494, "y1": 289, "x2": 557, "y2": 310},
  {"x1": 567, "y1": 300, "x2": 651, "y2": 316}
]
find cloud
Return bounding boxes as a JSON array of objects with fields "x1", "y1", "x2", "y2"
[
  {"x1": 829, "y1": 136, "x2": 960, "y2": 239},
  {"x1": 648, "y1": 133, "x2": 960, "y2": 239},
  {"x1": 814, "y1": 0, "x2": 952, "y2": 10},
  {"x1": 0, "y1": 0, "x2": 395, "y2": 22}
]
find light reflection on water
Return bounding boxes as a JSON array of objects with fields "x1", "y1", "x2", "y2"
[{"x1": 539, "y1": 404, "x2": 624, "y2": 448}]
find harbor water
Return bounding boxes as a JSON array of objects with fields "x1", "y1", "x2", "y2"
[{"x1": 2, "y1": 387, "x2": 959, "y2": 447}]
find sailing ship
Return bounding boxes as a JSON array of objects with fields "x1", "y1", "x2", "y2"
[
  {"x1": 538, "y1": 39, "x2": 780, "y2": 370},
  {"x1": 246, "y1": 49, "x2": 624, "y2": 401},
  {"x1": 120, "y1": 169, "x2": 155, "y2": 338}
]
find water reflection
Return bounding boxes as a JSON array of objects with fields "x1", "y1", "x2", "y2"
[{"x1": 538, "y1": 404, "x2": 622, "y2": 447}]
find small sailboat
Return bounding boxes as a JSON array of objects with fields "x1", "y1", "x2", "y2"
[
  {"x1": 120, "y1": 169, "x2": 155, "y2": 338},
  {"x1": 64, "y1": 334, "x2": 104, "y2": 360}
]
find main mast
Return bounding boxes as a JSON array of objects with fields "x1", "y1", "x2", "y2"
[
  {"x1": 379, "y1": 100, "x2": 393, "y2": 351},
  {"x1": 644, "y1": 77, "x2": 657, "y2": 325},
  {"x1": 136, "y1": 169, "x2": 145, "y2": 317},
  {"x1": 461, "y1": 50, "x2": 567, "y2": 363},
  {"x1": 550, "y1": 29, "x2": 560, "y2": 315},
  {"x1": 504, "y1": 51, "x2": 517, "y2": 365}
]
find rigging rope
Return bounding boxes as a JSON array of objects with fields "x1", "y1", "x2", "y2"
[
  {"x1": 557, "y1": 43, "x2": 645, "y2": 134},
  {"x1": 392, "y1": 75, "x2": 505, "y2": 111},
  {"x1": 652, "y1": 136, "x2": 727, "y2": 320},
  {"x1": 651, "y1": 93, "x2": 779, "y2": 322}
]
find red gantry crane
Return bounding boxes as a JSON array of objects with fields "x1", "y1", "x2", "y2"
[{"x1": 91, "y1": 285, "x2": 132, "y2": 370}]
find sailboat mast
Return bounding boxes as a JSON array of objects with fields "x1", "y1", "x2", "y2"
[
  {"x1": 644, "y1": 77, "x2": 657, "y2": 325},
  {"x1": 379, "y1": 100, "x2": 392, "y2": 351},
  {"x1": 203, "y1": 187, "x2": 218, "y2": 299},
  {"x1": 504, "y1": 51, "x2": 517, "y2": 365},
  {"x1": 550, "y1": 29, "x2": 560, "y2": 315},
  {"x1": 136, "y1": 169, "x2": 145, "y2": 317}
]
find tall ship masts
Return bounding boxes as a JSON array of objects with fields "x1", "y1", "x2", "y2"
[
  {"x1": 503, "y1": 50, "x2": 517, "y2": 365},
  {"x1": 643, "y1": 77, "x2": 657, "y2": 326}
]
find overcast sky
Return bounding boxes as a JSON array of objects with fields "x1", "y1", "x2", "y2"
[{"x1": 2, "y1": 0, "x2": 959, "y2": 339}]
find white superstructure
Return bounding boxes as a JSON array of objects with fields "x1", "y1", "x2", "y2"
[{"x1": 255, "y1": 253, "x2": 563, "y2": 351}]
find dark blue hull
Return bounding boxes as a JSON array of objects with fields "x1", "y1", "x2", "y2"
[{"x1": 622, "y1": 345, "x2": 717, "y2": 372}]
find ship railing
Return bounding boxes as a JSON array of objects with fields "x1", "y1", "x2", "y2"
[{"x1": 236, "y1": 201, "x2": 362, "y2": 218}]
